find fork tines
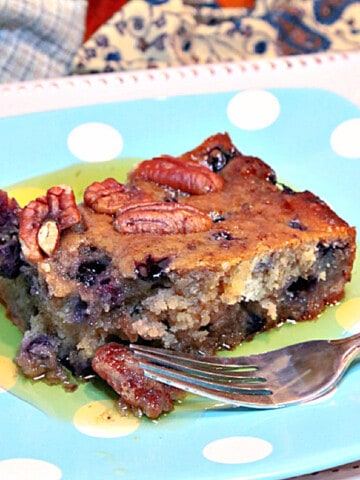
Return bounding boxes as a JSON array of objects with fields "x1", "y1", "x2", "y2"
[
  {"x1": 130, "y1": 344, "x2": 271, "y2": 398},
  {"x1": 130, "y1": 344, "x2": 257, "y2": 369}
]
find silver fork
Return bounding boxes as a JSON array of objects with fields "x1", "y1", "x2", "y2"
[{"x1": 130, "y1": 332, "x2": 360, "y2": 408}]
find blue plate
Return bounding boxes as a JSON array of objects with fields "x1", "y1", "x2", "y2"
[{"x1": 0, "y1": 87, "x2": 359, "y2": 480}]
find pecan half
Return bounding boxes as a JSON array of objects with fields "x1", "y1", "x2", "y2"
[
  {"x1": 130, "y1": 156, "x2": 224, "y2": 195},
  {"x1": 84, "y1": 178, "x2": 153, "y2": 214},
  {"x1": 46, "y1": 185, "x2": 81, "y2": 229},
  {"x1": 19, "y1": 185, "x2": 81, "y2": 263},
  {"x1": 92, "y1": 343, "x2": 184, "y2": 419},
  {"x1": 37, "y1": 219, "x2": 60, "y2": 257},
  {"x1": 113, "y1": 201, "x2": 213, "y2": 234}
]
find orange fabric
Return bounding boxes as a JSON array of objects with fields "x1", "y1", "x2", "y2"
[
  {"x1": 216, "y1": 0, "x2": 255, "y2": 7},
  {"x1": 85, "y1": 0, "x2": 127, "y2": 40}
]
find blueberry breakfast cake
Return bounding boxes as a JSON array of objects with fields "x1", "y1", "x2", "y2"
[{"x1": 0, "y1": 133, "x2": 356, "y2": 418}]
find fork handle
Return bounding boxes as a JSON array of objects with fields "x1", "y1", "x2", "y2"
[{"x1": 331, "y1": 332, "x2": 360, "y2": 360}]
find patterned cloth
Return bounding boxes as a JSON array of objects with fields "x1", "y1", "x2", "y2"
[
  {"x1": 0, "y1": 0, "x2": 359, "y2": 83},
  {"x1": 0, "y1": 0, "x2": 87, "y2": 83},
  {"x1": 72, "y1": 0, "x2": 360, "y2": 74}
]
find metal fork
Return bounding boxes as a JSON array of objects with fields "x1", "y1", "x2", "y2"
[{"x1": 130, "y1": 332, "x2": 360, "y2": 408}]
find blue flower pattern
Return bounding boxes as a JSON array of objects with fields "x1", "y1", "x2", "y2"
[{"x1": 72, "y1": 0, "x2": 360, "y2": 74}]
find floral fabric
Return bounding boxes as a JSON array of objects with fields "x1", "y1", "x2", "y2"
[{"x1": 72, "y1": 0, "x2": 360, "y2": 74}]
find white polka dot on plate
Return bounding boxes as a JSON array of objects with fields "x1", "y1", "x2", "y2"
[
  {"x1": 73, "y1": 400, "x2": 140, "y2": 438},
  {"x1": 202, "y1": 436, "x2": 273, "y2": 464},
  {"x1": 330, "y1": 118, "x2": 360, "y2": 159},
  {"x1": 227, "y1": 90, "x2": 280, "y2": 130},
  {"x1": 0, "y1": 458, "x2": 62, "y2": 480},
  {"x1": 67, "y1": 122, "x2": 123, "y2": 162}
]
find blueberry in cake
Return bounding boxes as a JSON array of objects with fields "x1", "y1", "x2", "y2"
[{"x1": 0, "y1": 133, "x2": 356, "y2": 418}]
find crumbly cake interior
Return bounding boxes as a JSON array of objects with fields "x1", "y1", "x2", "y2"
[{"x1": 0, "y1": 133, "x2": 356, "y2": 417}]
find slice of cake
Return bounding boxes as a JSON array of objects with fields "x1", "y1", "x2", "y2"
[{"x1": 0, "y1": 133, "x2": 356, "y2": 418}]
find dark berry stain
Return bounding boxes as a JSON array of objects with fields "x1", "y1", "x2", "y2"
[
  {"x1": 206, "y1": 146, "x2": 237, "y2": 172},
  {"x1": 24, "y1": 334, "x2": 59, "y2": 358},
  {"x1": 279, "y1": 183, "x2": 296, "y2": 195},
  {"x1": 245, "y1": 311, "x2": 265, "y2": 336},
  {"x1": 288, "y1": 219, "x2": 307, "y2": 231},
  {"x1": 76, "y1": 258, "x2": 110, "y2": 287},
  {"x1": 210, "y1": 211, "x2": 225, "y2": 223},
  {"x1": 73, "y1": 298, "x2": 89, "y2": 322},
  {"x1": 75, "y1": 247, "x2": 124, "y2": 310},
  {"x1": 287, "y1": 276, "x2": 317, "y2": 296},
  {"x1": 212, "y1": 231, "x2": 233, "y2": 241},
  {"x1": 0, "y1": 191, "x2": 22, "y2": 279},
  {"x1": 135, "y1": 255, "x2": 170, "y2": 287}
]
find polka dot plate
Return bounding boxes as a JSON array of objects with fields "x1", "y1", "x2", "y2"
[{"x1": 0, "y1": 71, "x2": 359, "y2": 480}]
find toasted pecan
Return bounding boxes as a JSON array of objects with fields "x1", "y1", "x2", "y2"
[
  {"x1": 19, "y1": 185, "x2": 80, "y2": 262},
  {"x1": 130, "y1": 156, "x2": 224, "y2": 195},
  {"x1": 113, "y1": 201, "x2": 213, "y2": 234}
]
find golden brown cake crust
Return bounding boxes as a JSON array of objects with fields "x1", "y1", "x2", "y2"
[{"x1": 45, "y1": 134, "x2": 355, "y2": 285}]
